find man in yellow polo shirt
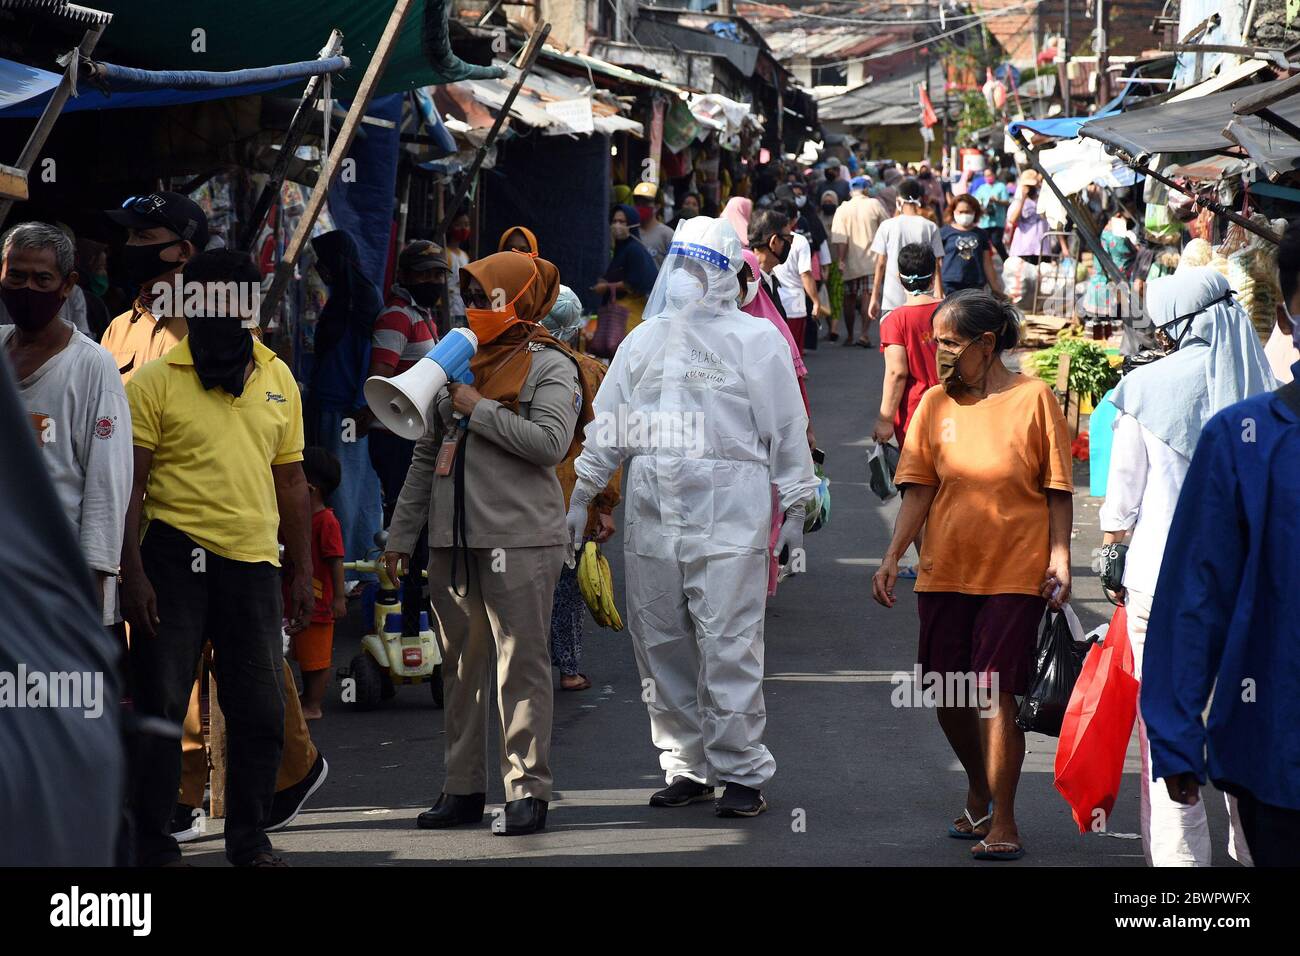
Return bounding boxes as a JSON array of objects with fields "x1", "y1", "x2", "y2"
[{"x1": 120, "y1": 251, "x2": 313, "y2": 868}]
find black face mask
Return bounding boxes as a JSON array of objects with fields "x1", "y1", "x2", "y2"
[
  {"x1": 122, "y1": 240, "x2": 184, "y2": 291},
  {"x1": 1, "y1": 286, "x2": 66, "y2": 332},
  {"x1": 408, "y1": 283, "x2": 443, "y2": 309},
  {"x1": 772, "y1": 234, "x2": 792, "y2": 265},
  {"x1": 188, "y1": 317, "x2": 254, "y2": 396},
  {"x1": 821, "y1": 204, "x2": 837, "y2": 216}
]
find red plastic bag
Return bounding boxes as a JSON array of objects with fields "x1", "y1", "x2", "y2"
[{"x1": 1053, "y1": 605, "x2": 1138, "y2": 834}]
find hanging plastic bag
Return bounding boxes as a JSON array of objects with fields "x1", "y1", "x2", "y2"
[
  {"x1": 866, "y1": 440, "x2": 900, "y2": 501},
  {"x1": 1002, "y1": 255, "x2": 1038, "y2": 307},
  {"x1": 1015, "y1": 604, "x2": 1087, "y2": 736},
  {"x1": 1054, "y1": 605, "x2": 1139, "y2": 834},
  {"x1": 804, "y1": 450, "x2": 831, "y2": 534}
]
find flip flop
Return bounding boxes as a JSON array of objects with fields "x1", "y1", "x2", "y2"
[
  {"x1": 560, "y1": 674, "x2": 592, "y2": 692},
  {"x1": 947, "y1": 806, "x2": 992, "y2": 840},
  {"x1": 855, "y1": 338, "x2": 874, "y2": 348},
  {"x1": 971, "y1": 839, "x2": 1025, "y2": 861}
]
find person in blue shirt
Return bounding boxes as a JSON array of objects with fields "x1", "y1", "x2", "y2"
[
  {"x1": 1141, "y1": 219, "x2": 1300, "y2": 867},
  {"x1": 972, "y1": 167, "x2": 1010, "y2": 261}
]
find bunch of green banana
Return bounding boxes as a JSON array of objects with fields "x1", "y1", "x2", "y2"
[{"x1": 577, "y1": 541, "x2": 623, "y2": 631}]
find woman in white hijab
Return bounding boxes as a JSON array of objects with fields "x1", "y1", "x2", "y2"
[{"x1": 1097, "y1": 266, "x2": 1277, "y2": 867}]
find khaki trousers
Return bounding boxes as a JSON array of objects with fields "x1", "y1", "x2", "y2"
[
  {"x1": 428, "y1": 545, "x2": 564, "y2": 802},
  {"x1": 179, "y1": 657, "x2": 318, "y2": 806}
]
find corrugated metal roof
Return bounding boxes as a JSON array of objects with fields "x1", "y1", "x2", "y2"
[
  {"x1": 817, "y1": 67, "x2": 928, "y2": 126},
  {"x1": 452, "y1": 60, "x2": 645, "y2": 138}
]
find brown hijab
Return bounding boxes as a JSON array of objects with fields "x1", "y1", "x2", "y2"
[{"x1": 459, "y1": 253, "x2": 593, "y2": 457}]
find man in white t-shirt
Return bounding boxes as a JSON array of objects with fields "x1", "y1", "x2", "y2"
[
  {"x1": 868, "y1": 179, "x2": 944, "y2": 337},
  {"x1": 771, "y1": 201, "x2": 824, "y2": 348},
  {"x1": 0, "y1": 223, "x2": 132, "y2": 625}
]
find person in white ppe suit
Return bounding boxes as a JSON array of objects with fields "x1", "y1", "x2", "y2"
[{"x1": 566, "y1": 216, "x2": 819, "y2": 817}]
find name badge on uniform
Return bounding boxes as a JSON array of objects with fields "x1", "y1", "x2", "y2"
[{"x1": 435, "y1": 429, "x2": 462, "y2": 476}]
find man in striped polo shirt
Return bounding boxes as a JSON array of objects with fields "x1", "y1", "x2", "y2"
[{"x1": 365, "y1": 239, "x2": 448, "y2": 630}]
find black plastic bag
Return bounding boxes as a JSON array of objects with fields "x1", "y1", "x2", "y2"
[{"x1": 1016, "y1": 606, "x2": 1089, "y2": 737}]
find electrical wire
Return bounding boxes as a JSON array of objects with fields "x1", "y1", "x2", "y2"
[
  {"x1": 741, "y1": 0, "x2": 1037, "y2": 27},
  {"x1": 790, "y1": 0, "x2": 1047, "y2": 66}
]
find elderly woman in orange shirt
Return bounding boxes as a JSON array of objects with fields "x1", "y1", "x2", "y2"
[{"x1": 872, "y1": 289, "x2": 1074, "y2": 863}]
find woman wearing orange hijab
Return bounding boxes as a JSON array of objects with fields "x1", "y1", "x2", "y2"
[{"x1": 384, "y1": 251, "x2": 590, "y2": 837}]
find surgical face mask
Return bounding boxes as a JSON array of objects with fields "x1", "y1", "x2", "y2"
[
  {"x1": 740, "y1": 274, "x2": 758, "y2": 308},
  {"x1": 611, "y1": 221, "x2": 630, "y2": 241},
  {"x1": 122, "y1": 239, "x2": 184, "y2": 290},
  {"x1": 955, "y1": 212, "x2": 976, "y2": 228},
  {"x1": 794, "y1": 194, "x2": 807, "y2": 209},
  {"x1": 665, "y1": 270, "x2": 704, "y2": 310},
  {"x1": 88, "y1": 273, "x2": 110, "y2": 297},
  {"x1": 465, "y1": 260, "x2": 540, "y2": 345},
  {"x1": 936, "y1": 339, "x2": 983, "y2": 391},
  {"x1": 0, "y1": 285, "x2": 67, "y2": 332}
]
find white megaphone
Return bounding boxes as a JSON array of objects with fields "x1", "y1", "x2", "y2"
[{"x1": 364, "y1": 326, "x2": 478, "y2": 439}]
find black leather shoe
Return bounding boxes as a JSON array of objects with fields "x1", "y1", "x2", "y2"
[
  {"x1": 416, "y1": 792, "x2": 486, "y2": 829},
  {"x1": 493, "y1": 797, "x2": 548, "y2": 836}
]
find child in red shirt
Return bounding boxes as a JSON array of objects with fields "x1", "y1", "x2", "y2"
[{"x1": 290, "y1": 447, "x2": 346, "y2": 719}]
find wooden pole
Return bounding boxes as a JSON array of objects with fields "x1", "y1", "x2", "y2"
[
  {"x1": 238, "y1": 30, "x2": 346, "y2": 252},
  {"x1": 433, "y1": 22, "x2": 552, "y2": 242},
  {"x1": 260, "y1": 0, "x2": 416, "y2": 326}
]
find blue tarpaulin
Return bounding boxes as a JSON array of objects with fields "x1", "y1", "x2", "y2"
[
  {"x1": 1005, "y1": 84, "x2": 1135, "y2": 141},
  {"x1": 0, "y1": 55, "x2": 347, "y2": 118},
  {"x1": 327, "y1": 93, "x2": 404, "y2": 293}
]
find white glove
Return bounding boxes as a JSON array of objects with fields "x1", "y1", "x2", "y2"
[
  {"x1": 774, "y1": 501, "x2": 806, "y2": 564},
  {"x1": 564, "y1": 480, "x2": 598, "y2": 568}
]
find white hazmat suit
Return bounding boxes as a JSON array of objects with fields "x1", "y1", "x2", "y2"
[{"x1": 568, "y1": 216, "x2": 818, "y2": 789}]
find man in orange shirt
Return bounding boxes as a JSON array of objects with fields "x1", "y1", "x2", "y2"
[{"x1": 100, "y1": 192, "x2": 208, "y2": 382}]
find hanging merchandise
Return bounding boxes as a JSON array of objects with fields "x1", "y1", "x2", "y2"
[
  {"x1": 663, "y1": 97, "x2": 700, "y2": 154},
  {"x1": 982, "y1": 68, "x2": 1007, "y2": 113}
]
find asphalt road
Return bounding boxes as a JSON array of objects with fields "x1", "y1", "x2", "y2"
[{"x1": 182, "y1": 336, "x2": 1238, "y2": 866}]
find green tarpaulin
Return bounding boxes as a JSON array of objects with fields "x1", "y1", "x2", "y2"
[{"x1": 88, "y1": 0, "x2": 502, "y2": 96}]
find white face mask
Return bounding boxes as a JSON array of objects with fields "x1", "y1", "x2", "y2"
[
  {"x1": 665, "y1": 270, "x2": 704, "y2": 310},
  {"x1": 794, "y1": 194, "x2": 807, "y2": 209},
  {"x1": 955, "y1": 212, "x2": 976, "y2": 227},
  {"x1": 740, "y1": 274, "x2": 758, "y2": 308}
]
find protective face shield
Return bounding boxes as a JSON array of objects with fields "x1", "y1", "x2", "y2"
[
  {"x1": 640, "y1": 215, "x2": 744, "y2": 322},
  {"x1": 1153, "y1": 289, "x2": 1232, "y2": 353}
]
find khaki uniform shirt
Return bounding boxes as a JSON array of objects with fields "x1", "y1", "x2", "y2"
[
  {"x1": 387, "y1": 345, "x2": 582, "y2": 551},
  {"x1": 100, "y1": 298, "x2": 188, "y2": 384}
]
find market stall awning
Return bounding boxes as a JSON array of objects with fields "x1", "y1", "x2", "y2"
[
  {"x1": 440, "y1": 61, "x2": 644, "y2": 138},
  {"x1": 73, "y1": 0, "x2": 502, "y2": 97},
  {"x1": 0, "y1": 55, "x2": 349, "y2": 118},
  {"x1": 1005, "y1": 84, "x2": 1136, "y2": 141},
  {"x1": 1079, "y1": 77, "x2": 1300, "y2": 174}
]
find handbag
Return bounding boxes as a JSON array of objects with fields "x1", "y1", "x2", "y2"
[{"x1": 589, "y1": 292, "x2": 628, "y2": 359}]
